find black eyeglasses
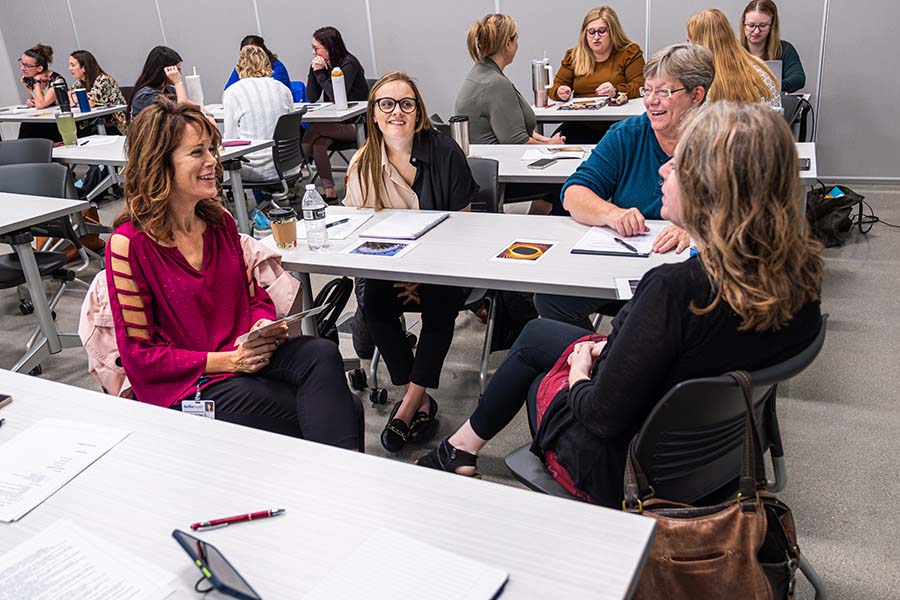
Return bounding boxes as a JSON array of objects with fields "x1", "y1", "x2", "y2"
[
  {"x1": 18, "y1": 59, "x2": 38, "y2": 68},
  {"x1": 374, "y1": 97, "x2": 418, "y2": 114},
  {"x1": 586, "y1": 27, "x2": 609, "y2": 37}
]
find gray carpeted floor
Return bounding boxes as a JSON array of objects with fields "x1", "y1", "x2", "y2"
[{"x1": 2, "y1": 183, "x2": 898, "y2": 599}]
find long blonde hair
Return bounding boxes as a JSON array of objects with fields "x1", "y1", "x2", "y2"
[
  {"x1": 116, "y1": 98, "x2": 224, "y2": 242},
  {"x1": 467, "y1": 14, "x2": 518, "y2": 62},
  {"x1": 571, "y1": 6, "x2": 635, "y2": 77},
  {"x1": 740, "y1": 0, "x2": 783, "y2": 60},
  {"x1": 354, "y1": 72, "x2": 433, "y2": 211},
  {"x1": 687, "y1": 9, "x2": 776, "y2": 103},
  {"x1": 676, "y1": 102, "x2": 823, "y2": 332}
]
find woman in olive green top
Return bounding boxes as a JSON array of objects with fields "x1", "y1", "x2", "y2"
[
  {"x1": 455, "y1": 13, "x2": 564, "y2": 214},
  {"x1": 550, "y1": 6, "x2": 645, "y2": 143}
]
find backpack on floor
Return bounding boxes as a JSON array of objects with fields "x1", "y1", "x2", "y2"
[{"x1": 806, "y1": 181, "x2": 865, "y2": 247}]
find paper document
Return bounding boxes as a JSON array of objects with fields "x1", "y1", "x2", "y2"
[
  {"x1": 0, "y1": 519, "x2": 173, "y2": 600},
  {"x1": 359, "y1": 211, "x2": 449, "y2": 240},
  {"x1": 304, "y1": 528, "x2": 508, "y2": 600},
  {"x1": 0, "y1": 418, "x2": 131, "y2": 522},
  {"x1": 571, "y1": 222, "x2": 671, "y2": 257},
  {"x1": 521, "y1": 147, "x2": 585, "y2": 161},
  {"x1": 298, "y1": 213, "x2": 372, "y2": 240}
]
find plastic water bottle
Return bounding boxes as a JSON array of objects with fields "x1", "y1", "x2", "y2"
[{"x1": 302, "y1": 184, "x2": 328, "y2": 251}]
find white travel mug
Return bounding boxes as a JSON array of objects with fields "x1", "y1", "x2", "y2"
[{"x1": 331, "y1": 67, "x2": 348, "y2": 110}]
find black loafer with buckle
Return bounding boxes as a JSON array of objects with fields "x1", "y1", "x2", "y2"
[
  {"x1": 408, "y1": 395, "x2": 438, "y2": 444},
  {"x1": 380, "y1": 401, "x2": 409, "y2": 453}
]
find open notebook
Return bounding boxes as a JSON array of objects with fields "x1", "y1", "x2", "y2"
[
  {"x1": 571, "y1": 222, "x2": 671, "y2": 257},
  {"x1": 359, "y1": 211, "x2": 450, "y2": 240},
  {"x1": 304, "y1": 529, "x2": 508, "y2": 600}
]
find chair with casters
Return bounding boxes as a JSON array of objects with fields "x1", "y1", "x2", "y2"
[
  {"x1": 365, "y1": 158, "x2": 501, "y2": 405},
  {"x1": 226, "y1": 107, "x2": 308, "y2": 211},
  {"x1": 505, "y1": 314, "x2": 829, "y2": 599},
  {"x1": 0, "y1": 163, "x2": 90, "y2": 373},
  {"x1": 0, "y1": 138, "x2": 53, "y2": 165}
]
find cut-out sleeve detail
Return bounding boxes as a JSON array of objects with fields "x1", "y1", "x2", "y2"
[
  {"x1": 105, "y1": 229, "x2": 207, "y2": 406},
  {"x1": 229, "y1": 216, "x2": 276, "y2": 326}
]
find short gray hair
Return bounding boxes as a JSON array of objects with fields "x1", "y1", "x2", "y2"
[{"x1": 644, "y1": 43, "x2": 715, "y2": 94}]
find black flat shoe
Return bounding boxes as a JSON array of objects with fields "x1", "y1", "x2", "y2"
[
  {"x1": 416, "y1": 438, "x2": 480, "y2": 478},
  {"x1": 408, "y1": 395, "x2": 438, "y2": 444},
  {"x1": 380, "y1": 401, "x2": 409, "y2": 453}
]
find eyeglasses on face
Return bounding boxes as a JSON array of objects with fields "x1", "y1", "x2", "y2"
[
  {"x1": 744, "y1": 23, "x2": 772, "y2": 32},
  {"x1": 374, "y1": 97, "x2": 418, "y2": 114},
  {"x1": 640, "y1": 86, "x2": 687, "y2": 100},
  {"x1": 586, "y1": 27, "x2": 609, "y2": 38},
  {"x1": 18, "y1": 59, "x2": 38, "y2": 69}
]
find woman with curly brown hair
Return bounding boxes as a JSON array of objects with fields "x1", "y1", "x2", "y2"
[
  {"x1": 105, "y1": 98, "x2": 361, "y2": 450},
  {"x1": 418, "y1": 102, "x2": 823, "y2": 506}
]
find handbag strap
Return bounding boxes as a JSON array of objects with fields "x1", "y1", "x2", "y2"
[{"x1": 622, "y1": 370, "x2": 768, "y2": 511}]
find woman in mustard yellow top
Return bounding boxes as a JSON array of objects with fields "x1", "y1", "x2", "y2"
[{"x1": 550, "y1": 6, "x2": 645, "y2": 143}]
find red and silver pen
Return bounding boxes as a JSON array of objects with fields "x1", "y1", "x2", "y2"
[{"x1": 190, "y1": 508, "x2": 286, "y2": 531}]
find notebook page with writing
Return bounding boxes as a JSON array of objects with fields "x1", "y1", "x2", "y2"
[
  {"x1": 571, "y1": 221, "x2": 671, "y2": 257},
  {"x1": 303, "y1": 528, "x2": 508, "y2": 600},
  {"x1": 359, "y1": 212, "x2": 449, "y2": 240}
]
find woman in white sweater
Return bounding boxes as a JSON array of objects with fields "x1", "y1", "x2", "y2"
[{"x1": 223, "y1": 46, "x2": 295, "y2": 182}]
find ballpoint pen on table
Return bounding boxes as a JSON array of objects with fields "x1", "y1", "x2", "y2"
[
  {"x1": 326, "y1": 218, "x2": 350, "y2": 229},
  {"x1": 613, "y1": 237, "x2": 639, "y2": 253},
  {"x1": 190, "y1": 508, "x2": 286, "y2": 531},
  {"x1": 79, "y1": 140, "x2": 90, "y2": 146}
]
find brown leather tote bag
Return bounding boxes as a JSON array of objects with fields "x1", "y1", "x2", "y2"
[{"x1": 625, "y1": 371, "x2": 801, "y2": 600}]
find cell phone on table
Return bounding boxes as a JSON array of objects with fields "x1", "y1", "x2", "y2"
[
  {"x1": 527, "y1": 158, "x2": 558, "y2": 170},
  {"x1": 222, "y1": 140, "x2": 252, "y2": 147},
  {"x1": 798, "y1": 157, "x2": 811, "y2": 171},
  {"x1": 172, "y1": 530, "x2": 261, "y2": 600},
  {"x1": 0, "y1": 394, "x2": 11, "y2": 409}
]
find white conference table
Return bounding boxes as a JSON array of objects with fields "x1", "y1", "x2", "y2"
[
  {"x1": 0, "y1": 192, "x2": 88, "y2": 373},
  {"x1": 531, "y1": 98, "x2": 645, "y2": 135},
  {"x1": 0, "y1": 369, "x2": 656, "y2": 599},
  {"x1": 207, "y1": 100, "x2": 368, "y2": 146},
  {"x1": 471, "y1": 142, "x2": 819, "y2": 185},
  {"x1": 268, "y1": 207, "x2": 684, "y2": 334},
  {"x1": 53, "y1": 135, "x2": 275, "y2": 234},
  {"x1": 0, "y1": 104, "x2": 126, "y2": 139}
]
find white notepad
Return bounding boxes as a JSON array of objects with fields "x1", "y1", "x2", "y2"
[
  {"x1": 570, "y1": 222, "x2": 671, "y2": 257},
  {"x1": 304, "y1": 528, "x2": 508, "y2": 600},
  {"x1": 359, "y1": 211, "x2": 450, "y2": 240}
]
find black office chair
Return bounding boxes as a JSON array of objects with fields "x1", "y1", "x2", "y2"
[
  {"x1": 429, "y1": 113, "x2": 451, "y2": 137},
  {"x1": 0, "y1": 164, "x2": 86, "y2": 340},
  {"x1": 119, "y1": 86, "x2": 135, "y2": 105},
  {"x1": 365, "y1": 158, "x2": 502, "y2": 403},
  {"x1": 234, "y1": 108, "x2": 308, "y2": 207},
  {"x1": 0, "y1": 138, "x2": 53, "y2": 165},
  {"x1": 505, "y1": 314, "x2": 829, "y2": 598},
  {"x1": 782, "y1": 93, "x2": 813, "y2": 142}
]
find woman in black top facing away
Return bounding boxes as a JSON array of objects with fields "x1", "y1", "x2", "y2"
[
  {"x1": 304, "y1": 26, "x2": 369, "y2": 201},
  {"x1": 418, "y1": 101, "x2": 824, "y2": 506}
]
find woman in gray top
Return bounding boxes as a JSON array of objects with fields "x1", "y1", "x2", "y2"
[
  {"x1": 456, "y1": 14, "x2": 565, "y2": 214},
  {"x1": 456, "y1": 14, "x2": 564, "y2": 145}
]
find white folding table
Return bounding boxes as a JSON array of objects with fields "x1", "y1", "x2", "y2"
[{"x1": 0, "y1": 104, "x2": 126, "y2": 139}]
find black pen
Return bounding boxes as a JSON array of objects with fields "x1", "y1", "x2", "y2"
[
  {"x1": 79, "y1": 139, "x2": 90, "y2": 146},
  {"x1": 0, "y1": 418, "x2": 5, "y2": 429},
  {"x1": 326, "y1": 218, "x2": 349, "y2": 229},
  {"x1": 613, "y1": 237, "x2": 639, "y2": 253}
]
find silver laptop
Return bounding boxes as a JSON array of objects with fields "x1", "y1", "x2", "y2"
[{"x1": 764, "y1": 60, "x2": 782, "y2": 83}]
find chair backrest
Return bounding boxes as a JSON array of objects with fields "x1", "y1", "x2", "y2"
[
  {"x1": 466, "y1": 157, "x2": 500, "y2": 214},
  {"x1": 119, "y1": 86, "x2": 134, "y2": 104},
  {"x1": 0, "y1": 163, "x2": 82, "y2": 242},
  {"x1": 781, "y1": 93, "x2": 812, "y2": 142},
  {"x1": 0, "y1": 138, "x2": 53, "y2": 165},
  {"x1": 365, "y1": 78, "x2": 377, "y2": 92},
  {"x1": 429, "y1": 113, "x2": 451, "y2": 137},
  {"x1": 271, "y1": 108, "x2": 307, "y2": 178},
  {"x1": 632, "y1": 314, "x2": 828, "y2": 504}
]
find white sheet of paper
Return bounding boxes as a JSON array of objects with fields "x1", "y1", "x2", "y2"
[
  {"x1": 571, "y1": 222, "x2": 671, "y2": 256},
  {"x1": 0, "y1": 418, "x2": 131, "y2": 522},
  {"x1": 304, "y1": 528, "x2": 508, "y2": 600},
  {"x1": 521, "y1": 148, "x2": 585, "y2": 161},
  {"x1": 0, "y1": 520, "x2": 173, "y2": 600},
  {"x1": 298, "y1": 213, "x2": 372, "y2": 240}
]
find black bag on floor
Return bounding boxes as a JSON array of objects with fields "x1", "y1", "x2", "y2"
[
  {"x1": 806, "y1": 181, "x2": 865, "y2": 247},
  {"x1": 313, "y1": 276, "x2": 353, "y2": 344}
]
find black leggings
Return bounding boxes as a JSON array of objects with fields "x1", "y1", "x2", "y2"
[
  {"x1": 171, "y1": 336, "x2": 362, "y2": 450},
  {"x1": 469, "y1": 318, "x2": 592, "y2": 440},
  {"x1": 363, "y1": 279, "x2": 468, "y2": 389}
]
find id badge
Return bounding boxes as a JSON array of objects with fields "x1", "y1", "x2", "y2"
[{"x1": 181, "y1": 400, "x2": 215, "y2": 419}]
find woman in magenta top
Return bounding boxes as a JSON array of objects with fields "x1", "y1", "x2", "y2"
[{"x1": 105, "y1": 98, "x2": 361, "y2": 449}]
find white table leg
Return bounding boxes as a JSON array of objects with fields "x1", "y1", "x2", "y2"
[
  {"x1": 355, "y1": 122, "x2": 365, "y2": 147},
  {"x1": 229, "y1": 167, "x2": 251, "y2": 234},
  {"x1": 96, "y1": 122, "x2": 107, "y2": 135}
]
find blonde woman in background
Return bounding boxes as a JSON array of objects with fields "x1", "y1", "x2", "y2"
[
  {"x1": 455, "y1": 13, "x2": 563, "y2": 214},
  {"x1": 687, "y1": 8, "x2": 781, "y2": 108},
  {"x1": 740, "y1": 0, "x2": 806, "y2": 93},
  {"x1": 549, "y1": 6, "x2": 645, "y2": 143}
]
